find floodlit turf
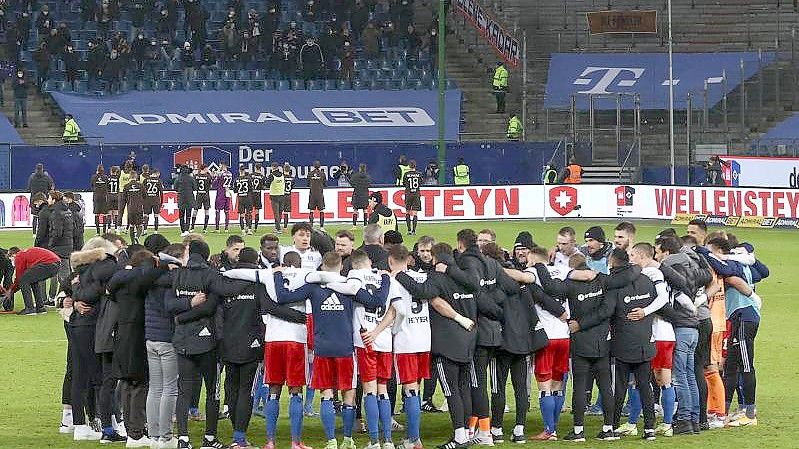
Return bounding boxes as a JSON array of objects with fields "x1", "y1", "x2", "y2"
[{"x1": 0, "y1": 219, "x2": 794, "y2": 448}]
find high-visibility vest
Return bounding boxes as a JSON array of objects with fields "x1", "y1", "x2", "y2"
[
  {"x1": 453, "y1": 164, "x2": 470, "y2": 185},
  {"x1": 396, "y1": 164, "x2": 410, "y2": 186},
  {"x1": 378, "y1": 212, "x2": 397, "y2": 233},
  {"x1": 564, "y1": 164, "x2": 583, "y2": 184},
  {"x1": 63, "y1": 119, "x2": 80, "y2": 142},
  {"x1": 492, "y1": 65, "x2": 508, "y2": 89},
  {"x1": 506, "y1": 116, "x2": 522, "y2": 139},
  {"x1": 543, "y1": 169, "x2": 558, "y2": 184},
  {"x1": 269, "y1": 173, "x2": 285, "y2": 196}
]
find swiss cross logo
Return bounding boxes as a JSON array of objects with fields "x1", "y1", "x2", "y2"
[
  {"x1": 549, "y1": 186, "x2": 578, "y2": 216},
  {"x1": 159, "y1": 191, "x2": 180, "y2": 223}
]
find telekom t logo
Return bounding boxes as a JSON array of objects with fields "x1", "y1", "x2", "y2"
[{"x1": 573, "y1": 67, "x2": 646, "y2": 94}]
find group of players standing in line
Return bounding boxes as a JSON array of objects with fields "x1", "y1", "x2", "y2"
[{"x1": 89, "y1": 158, "x2": 427, "y2": 245}]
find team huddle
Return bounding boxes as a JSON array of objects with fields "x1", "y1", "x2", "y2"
[
  {"x1": 49, "y1": 215, "x2": 766, "y2": 449},
  {"x1": 90, "y1": 158, "x2": 426, "y2": 246}
]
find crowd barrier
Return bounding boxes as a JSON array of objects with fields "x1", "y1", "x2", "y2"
[{"x1": 1, "y1": 184, "x2": 797, "y2": 229}]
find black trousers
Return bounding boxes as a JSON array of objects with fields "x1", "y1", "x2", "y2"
[
  {"x1": 19, "y1": 261, "x2": 59, "y2": 310},
  {"x1": 471, "y1": 346, "x2": 493, "y2": 420},
  {"x1": 270, "y1": 196, "x2": 284, "y2": 230},
  {"x1": 69, "y1": 325, "x2": 101, "y2": 426},
  {"x1": 490, "y1": 351, "x2": 529, "y2": 428},
  {"x1": 571, "y1": 355, "x2": 613, "y2": 427},
  {"x1": 99, "y1": 352, "x2": 118, "y2": 428},
  {"x1": 423, "y1": 359, "x2": 439, "y2": 402},
  {"x1": 179, "y1": 206, "x2": 192, "y2": 233},
  {"x1": 614, "y1": 360, "x2": 655, "y2": 429},
  {"x1": 63, "y1": 321, "x2": 73, "y2": 405},
  {"x1": 226, "y1": 360, "x2": 259, "y2": 432},
  {"x1": 435, "y1": 356, "x2": 475, "y2": 430},
  {"x1": 695, "y1": 318, "x2": 712, "y2": 424},
  {"x1": 177, "y1": 350, "x2": 221, "y2": 436},
  {"x1": 724, "y1": 318, "x2": 758, "y2": 409},
  {"x1": 120, "y1": 380, "x2": 148, "y2": 439}
]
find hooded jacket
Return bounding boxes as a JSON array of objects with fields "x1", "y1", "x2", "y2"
[
  {"x1": 33, "y1": 203, "x2": 51, "y2": 250},
  {"x1": 446, "y1": 245, "x2": 504, "y2": 348},
  {"x1": 213, "y1": 263, "x2": 306, "y2": 364},
  {"x1": 27, "y1": 168, "x2": 54, "y2": 195},
  {"x1": 48, "y1": 201, "x2": 75, "y2": 258},
  {"x1": 109, "y1": 260, "x2": 167, "y2": 380},
  {"x1": 70, "y1": 242, "x2": 118, "y2": 334},
  {"x1": 144, "y1": 253, "x2": 182, "y2": 343}
]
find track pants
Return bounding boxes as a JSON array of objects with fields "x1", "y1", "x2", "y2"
[
  {"x1": 63, "y1": 322, "x2": 73, "y2": 405},
  {"x1": 614, "y1": 360, "x2": 655, "y2": 429},
  {"x1": 695, "y1": 318, "x2": 712, "y2": 425},
  {"x1": 176, "y1": 350, "x2": 221, "y2": 436},
  {"x1": 69, "y1": 325, "x2": 101, "y2": 426},
  {"x1": 435, "y1": 356, "x2": 476, "y2": 430},
  {"x1": 226, "y1": 360, "x2": 259, "y2": 433},
  {"x1": 571, "y1": 355, "x2": 613, "y2": 427},
  {"x1": 99, "y1": 352, "x2": 118, "y2": 428},
  {"x1": 724, "y1": 318, "x2": 758, "y2": 413},
  {"x1": 271, "y1": 196, "x2": 284, "y2": 231},
  {"x1": 423, "y1": 360, "x2": 439, "y2": 403},
  {"x1": 120, "y1": 380, "x2": 148, "y2": 439},
  {"x1": 471, "y1": 346, "x2": 493, "y2": 419},
  {"x1": 489, "y1": 351, "x2": 529, "y2": 428}
]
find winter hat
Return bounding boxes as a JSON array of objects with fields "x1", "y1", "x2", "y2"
[
  {"x1": 584, "y1": 226, "x2": 606, "y2": 243},
  {"x1": 513, "y1": 231, "x2": 535, "y2": 250},
  {"x1": 189, "y1": 239, "x2": 210, "y2": 261}
]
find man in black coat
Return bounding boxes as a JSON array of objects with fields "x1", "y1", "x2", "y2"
[{"x1": 47, "y1": 191, "x2": 75, "y2": 302}]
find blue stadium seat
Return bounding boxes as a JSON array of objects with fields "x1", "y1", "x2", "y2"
[
  {"x1": 220, "y1": 70, "x2": 235, "y2": 81},
  {"x1": 206, "y1": 69, "x2": 218, "y2": 80},
  {"x1": 185, "y1": 80, "x2": 200, "y2": 90},
  {"x1": 169, "y1": 80, "x2": 184, "y2": 91},
  {"x1": 217, "y1": 80, "x2": 232, "y2": 90},
  {"x1": 155, "y1": 80, "x2": 169, "y2": 91},
  {"x1": 291, "y1": 79, "x2": 305, "y2": 90},
  {"x1": 262, "y1": 79, "x2": 276, "y2": 90},
  {"x1": 446, "y1": 79, "x2": 458, "y2": 89},
  {"x1": 230, "y1": 80, "x2": 247, "y2": 90},
  {"x1": 352, "y1": 79, "x2": 367, "y2": 90},
  {"x1": 252, "y1": 69, "x2": 265, "y2": 80},
  {"x1": 75, "y1": 81, "x2": 88, "y2": 93},
  {"x1": 411, "y1": 80, "x2": 425, "y2": 90},
  {"x1": 337, "y1": 80, "x2": 352, "y2": 90},
  {"x1": 199, "y1": 80, "x2": 211, "y2": 90},
  {"x1": 238, "y1": 70, "x2": 251, "y2": 80},
  {"x1": 276, "y1": 79, "x2": 290, "y2": 91},
  {"x1": 250, "y1": 80, "x2": 266, "y2": 90},
  {"x1": 307, "y1": 80, "x2": 323, "y2": 90},
  {"x1": 323, "y1": 79, "x2": 337, "y2": 90}
]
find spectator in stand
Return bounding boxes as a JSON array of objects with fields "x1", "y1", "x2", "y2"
[
  {"x1": 18, "y1": 11, "x2": 31, "y2": 50},
  {"x1": 86, "y1": 39, "x2": 108, "y2": 91},
  {"x1": 5, "y1": 24, "x2": 20, "y2": 66},
  {"x1": 63, "y1": 44, "x2": 80, "y2": 90},
  {"x1": 0, "y1": 0, "x2": 6, "y2": 33},
  {"x1": 181, "y1": 42, "x2": 196, "y2": 81},
  {"x1": 144, "y1": 38, "x2": 163, "y2": 80},
  {"x1": 104, "y1": 49, "x2": 124, "y2": 94},
  {"x1": 383, "y1": 21, "x2": 399, "y2": 48},
  {"x1": 200, "y1": 43, "x2": 217, "y2": 69},
  {"x1": 423, "y1": 160, "x2": 440, "y2": 186},
  {"x1": 95, "y1": 0, "x2": 117, "y2": 39},
  {"x1": 228, "y1": 0, "x2": 245, "y2": 26},
  {"x1": 37, "y1": 4, "x2": 55, "y2": 35},
  {"x1": 406, "y1": 24, "x2": 421, "y2": 52},
  {"x1": 225, "y1": 7, "x2": 241, "y2": 30},
  {"x1": 303, "y1": 0, "x2": 317, "y2": 22},
  {"x1": 159, "y1": 39, "x2": 179, "y2": 68},
  {"x1": 130, "y1": 0, "x2": 149, "y2": 39},
  {"x1": 319, "y1": 25, "x2": 337, "y2": 77},
  {"x1": 80, "y1": 0, "x2": 96, "y2": 26},
  {"x1": 220, "y1": 21, "x2": 240, "y2": 69},
  {"x1": 13, "y1": 69, "x2": 29, "y2": 128},
  {"x1": 33, "y1": 41, "x2": 50, "y2": 92},
  {"x1": 131, "y1": 33, "x2": 149, "y2": 71},
  {"x1": 276, "y1": 41, "x2": 297, "y2": 79},
  {"x1": 428, "y1": 25, "x2": 438, "y2": 60},
  {"x1": 261, "y1": 2, "x2": 280, "y2": 49},
  {"x1": 185, "y1": 0, "x2": 208, "y2": 47},
  {"x1": 45, "y1": 28, "x2": 62, "y2": 59},
  {"x1": 56, "y1": 22, "x2": 72, "y2": 55},
  {"x1": 340, "y1": 41, "x2": 354, "y2": 81},
  {"x1": 337, "y1": 25, "x2": 352, "y2": 49},
  {"x1": 351, "y1": 0, "x2": 369, "y2": 40},
  {"x1": 247, "y1": 10, "x2": 262, "y2": 54},
  {"x1": 392, "y1": 0, "x2": 413, "y2": 34},
  {"x1": 362, "y1": 22, "x2": 381, "y2": 59},
  {"x1": 157, "y1": 6, "x2": 177, "y2": 41},
  {"x1": 299, "y1": 37, "x2": 323, "y2": 81},
  {"x1": 239, "y1": 30, "x2": 258, "y2": 69}
]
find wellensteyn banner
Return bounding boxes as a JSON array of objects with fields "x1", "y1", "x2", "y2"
[
  {"x1": 1, "y1": 184, "x2": 799, "y2": 228},
  {"x1": 454, "y1": 0, "x2": 521, "y2": 68}
]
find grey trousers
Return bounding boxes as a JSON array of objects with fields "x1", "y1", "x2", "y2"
[{"x1": 146, "y1": 341, "x2": 178, "y2": 440}]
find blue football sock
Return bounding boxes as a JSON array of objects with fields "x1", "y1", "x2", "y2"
[
  {"x1": 265, "y1": 393, "x2": 280, "y2": 441},
  {"x1": 404, "y1": 391, "x2": 421, "y2": 442},
  {"x1": 305, "y1": 387, "x2": 316, "y2": 411},
  {"x1": 189, "y1": 407, "x2": 199, "y2": 416},
  {"x1": 103, "y1": 426, "x2": 114, "y2": 436},
  {"x1": 629, "y1": 387, "x2": 641, "y2": 424},
  {"x1": 745, "y1": 404, "x2": 756, "y2": 419},
  {"x1": 289, "y1": 393, "x2": 304, "y2": 442},
  {"x1": 320, "y1": 399, "x2": 336, "y2": 440},
  {"x1": 661, "y1": 385, "x2": 676, "y2": 425},
  {"x1": 342, "y1": 404, "x2": 356, "y2": 438},
  {"x1": 561, "y1": 373, "x2": 569, "y2": 396},
  {"x1": 552, "y1": 390, "x2": 565, "y2": 428},
  {"x1": 379, "y1": 394, "x2": 393, "y2": 441},
  {"x1": 232, "y1": 430, "x2": 245, "y2": 444},
  {"x1": 539, "y1": 392, "x2": 555, "y2": 433},
  {"x1": 364, "y1": 394, "x2": 380, "y2": 443}
]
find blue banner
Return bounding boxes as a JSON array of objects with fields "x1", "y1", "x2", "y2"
[
  {"x1": 10, "y1": 141, "x2": 556, "y2": 190},
  {"x1": 0, "y1": 114, "x2": 24, "y2": 145},
  {"x1": 545, "y1": 52, "x2": 774, "y2": 110},
  {"x1": 50, "y1": 90, "x2": 462, "y2": 144}
]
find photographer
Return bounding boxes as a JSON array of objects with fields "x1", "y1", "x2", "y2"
[
  {"x1": 423, "y1": 160, "x2": 440, "y2": 186},
  {"x1": 332, "y1": 160, "x2": 353, "y2": 187},
  {"x1": 704, "y1": 156, "x2": 728, "y2": 186}
]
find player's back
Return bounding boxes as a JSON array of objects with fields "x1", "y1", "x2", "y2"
[
  {"x1": 391, "y1": 271, "x2": 431, "y2": 353},
  {"x1": 404, "y1": 170, "x2": 423, "y2": 193}
]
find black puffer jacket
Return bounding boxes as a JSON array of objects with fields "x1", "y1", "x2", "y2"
[
  {"x1": 144, "y1": 254, "x2": 182, "y2": 343},
  {"x1": 28, "y1": 169, "x2": 54, "y2": 195},
  {"x1": 48, "y1": 201, "x2": 74, "y2": 258},
  {"x1": 70, "y1": 245, "x2": 118, "y2": 335},
  {"x1": 34, "y1": 203, "x2": 51, "y2": 249},
  {"x1": 603, "y1": 264, "x2": 657, "y2": 364},
  {"x1": 349, "y1": 171, "x2": 371, "y2": 209},
  {"x1": 167, "y1": 253, "x2": 234, "y2": 356}
]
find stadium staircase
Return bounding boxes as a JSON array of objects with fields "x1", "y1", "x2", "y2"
[
  {"x1": 440, "y1": 0, "x2": 799, "y2": 177},
  {"x1": 0, "y1": 85, "x2": 65, "y2": 145}
]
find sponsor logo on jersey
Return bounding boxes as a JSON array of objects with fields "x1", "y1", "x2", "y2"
[
  {"x1": 577, "y1": 289, "x2": 603, "y2": 301},
  {"x1": 320, "y1": 294, "x2": 345, "y2": 311},
  {"x1": 623, "y1": 293, "x2": 652, "y2": 304}
]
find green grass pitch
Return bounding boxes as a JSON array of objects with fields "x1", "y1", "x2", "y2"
[{"x1": 0, "y1": 219, "x2": 795, "y2": 448}]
